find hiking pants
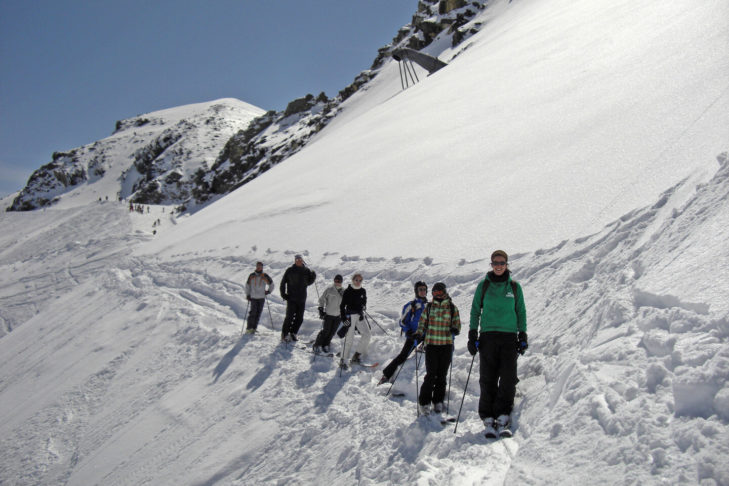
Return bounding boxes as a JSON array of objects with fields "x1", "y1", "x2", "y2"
[
  {"x1": 382, "y1": 336, "x2": 416, "y2": 380},
  {"x1": 419, "y1": 344, "x2": 452, "y2": 406},
  {"x1": 246, "y1": 298, "x2": 265, "y2": 330},
  {"x1": 282, "y1": 300, "x2": 306, "y2": 337},
  {"x1": 314, "y1": 315, "x2": 341, "y2": 348},
  {"x1": 342, "y1": 314, "x2": 371, "y2": 360},
  {"x1": 478, "y1": 331, "x2": 518, "y2": 419}
]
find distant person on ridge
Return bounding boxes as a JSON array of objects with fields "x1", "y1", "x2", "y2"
[
  {"x1": 413, "y1": 282, "x2": 461, "y2": 415},
  {"x1": 280, "y1": 255, "x2": 316, "y2": 342},
  {"x1": 339, "y1": 273, "x2": 369, "y2": 368},
  {"x1": 313, "y1": 274, "x2": 344, "y2": 354},
  {"x1": 468, "y1": 250, "x2": 527, "y2": 438},
  {"x1": 379, "y1": 281, "x2": 429, "y2": 385},
  {"x1": 244, "y1": 261, "x2": 273, "y2": 334}
]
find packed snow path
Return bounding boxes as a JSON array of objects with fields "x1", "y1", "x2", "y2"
[{"x1": 1, "y1": 155, "x2": 728, "y2": 484}]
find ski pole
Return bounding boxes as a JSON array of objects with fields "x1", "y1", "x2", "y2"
[
  {"x1": 302, "y1": 258, "x2": 321, "y2": 301},
  {"x1": 339, "y1": 319, "x2": 350, "y2": 378},
  {"x1": 415, "y1": 347, "x2": 420, "y2": 416},
  {"x1": 415, "y1": 343, "x2": 425, "y2": 416},
  {"x1": 447, "y1": 345, "x2": 454, "y2": 414},
  {"x1": 264, "y1": 295, "x2": 275, "y2": 331},
  {"x1": 364, "y1": 311, "x2": 390, "y2": 336},
  {"x1": 453, "y1": 352, "x2": 477, "y2": 434},
  {"x1": 241, "y1": 299, "x2": 250, "y2": 336},
  {"x1": 385, "y1": 341, "x2": 416, "y2": 398}
]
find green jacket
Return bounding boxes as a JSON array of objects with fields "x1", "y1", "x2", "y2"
[
  {"x1": 416, "y1": 296, "x2": 461, "y2": 346},
  {"x1": 469, "y1": 274, "x2": 527, "y2": 334}
]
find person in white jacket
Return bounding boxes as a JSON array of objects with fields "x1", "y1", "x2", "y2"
[
  {"x1": 244, "y1": 262, "x2": 273, "y2": 334},
  {"x1": 313, "y1": 274, "x2": 344, "y2": 353}
]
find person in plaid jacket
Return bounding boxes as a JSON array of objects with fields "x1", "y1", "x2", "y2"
[{"x1": 414, "y1": 282, "x2": 461, "y2": 415}]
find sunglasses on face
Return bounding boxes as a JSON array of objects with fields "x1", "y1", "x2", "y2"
[
  {"x1": 354, "y1": 278, "x2": 362, "y2": 282},
  {"x1": 491, "y1": 261, "x2": 507, "y2": 267}
]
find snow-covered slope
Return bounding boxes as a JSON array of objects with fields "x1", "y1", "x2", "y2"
[
  {"x1": 8, "y1": 99, "x2": 264, "y2": 210},
  {"x1": 142, "y1": 0, "x2": 729, "y2": 261},
  {"x1": 1, "y1": 154, "x2": 727, "y2": 484},
  {"x1": 1, "y1": 0, "x2": 728, "y2": 484}
]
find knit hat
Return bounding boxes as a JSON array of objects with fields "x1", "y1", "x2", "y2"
[
  {"x1": 491, "y1": 250, "x2": 508, "y2": 262},
  {"x1": 432, "y1": 282, "x2": 447, "y2": 293},
  {"x1": 334, "y1": 274, "x2": 343, "y2": 282}
]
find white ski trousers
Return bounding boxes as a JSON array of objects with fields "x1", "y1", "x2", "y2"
[{"x1": 342, "y1": 314, "x2": 371, "y2": 360}]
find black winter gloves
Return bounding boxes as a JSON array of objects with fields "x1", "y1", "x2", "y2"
[
  {"x1": 467, "y1": 329, "x2": 479, "y2": 356},
  {"x1": 517, "y1": 331, "x2": 528, "y2": 355},
  {"x1": 336, "y1": 324, "x2": 348, "y2": 339},
  {"x1": 318, "y1": 307, "x2": 325, "y2": 319}
]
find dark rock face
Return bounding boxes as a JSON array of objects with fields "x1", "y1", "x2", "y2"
[{"x1": 9, "y1": 152, "x2": 88, "y2": 210}]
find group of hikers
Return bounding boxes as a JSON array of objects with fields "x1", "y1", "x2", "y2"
[{"x1": 243, "y1": 251, "x2": 528, "y2": 438}]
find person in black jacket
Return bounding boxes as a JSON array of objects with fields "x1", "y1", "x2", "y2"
[
  {"x1": 339, "y1": 273, "x2": 369, "y2": 368},
  {"x1": 279, "y1": 255, "x2": 316, "y2": 342}
]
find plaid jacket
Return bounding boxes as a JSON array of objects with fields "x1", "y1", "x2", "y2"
[{"x1": 416, "y1": 296, "x2": 461, "y2": 346}]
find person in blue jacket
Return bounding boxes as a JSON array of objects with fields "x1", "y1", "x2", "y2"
[{"x1": 378, "y1": 281, "x2": 429, "y2": 385}]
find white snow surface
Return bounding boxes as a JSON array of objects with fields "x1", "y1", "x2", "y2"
[
  {"x1": 141, "y1": 0, "x2": 729, "y2": 261},
  {"x1": 2, "y1": 0, "x2": 729, "y2": 485}
]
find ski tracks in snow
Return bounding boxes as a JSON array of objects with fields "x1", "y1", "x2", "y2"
[{"x1": 3, "y1": 158, "x2": 729, "y2": 484}]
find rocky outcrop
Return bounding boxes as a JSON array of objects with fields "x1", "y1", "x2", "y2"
[
  {"x1": 8, "y1": 151, "x2": 88, "y2": 210},
  {"x1": 9, "y1": 2, "x2": 492, "y2": 213},
  {"x1": 8, "y1": 100, "x2": 262, "y2": 211}
]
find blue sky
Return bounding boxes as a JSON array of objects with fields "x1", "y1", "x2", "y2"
[{"x1": 0, "y1": 0, "x2": 417, "y2": 197}]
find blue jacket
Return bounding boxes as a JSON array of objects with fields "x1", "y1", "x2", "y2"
[{"x1": 400, "y1": 297, "x2": 427, "y2": 335}]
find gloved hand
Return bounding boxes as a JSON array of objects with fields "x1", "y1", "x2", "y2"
[
  {"x1": 336, "y1": 321, "x2": 350, "y2": 339},
  {"x1": 450, "y1": 327, "x2": 460, "y2": 336},
  {"x1": 282, "y1": 293, "x2": 289, "y2": 301},
  {"x1": 467, "y1": 329, "x2": 479, "y2": 356},
  {"x1": 265, "y1": 290, "x2": 271, "y2": 295},
  {"x1": 318, "y1": 307, "x2": 325, "y2": 319},
  {"x1": 413, "y1": 331, "x2": 423, "y2": 345},
  {"x1": 517, "y1": 331, "x2": 528, "y2": 355},
  {"x1": 358, "y1": 313, "x2": 364, "y2": 321},
  {"x1": 246, "y1": 295, "x2": 251, "y2": 301}
]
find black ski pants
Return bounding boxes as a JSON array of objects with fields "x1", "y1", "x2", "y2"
[
  {"x1": 314, "y1": 315, "x2": 341, "y2": 348},
  {"x1": 419, "y1": 344, "x2": 452, "y2": 406},
  {"x1": 282, "y1": 299, "x2": 306, "y2": 337},
  {"x1": 382, "y1": 336, "x2": 416, "y2": 380},
  {"x1": 478, "y1": 331, "x2": 518, "y2": 419},
  {"x1": 246, "y1": 298, "x2": 265, "y2": 330}
]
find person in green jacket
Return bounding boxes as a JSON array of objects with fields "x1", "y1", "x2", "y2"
[{"x1": 468, "y1": 250, "x2": 528, "y2": 438}]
